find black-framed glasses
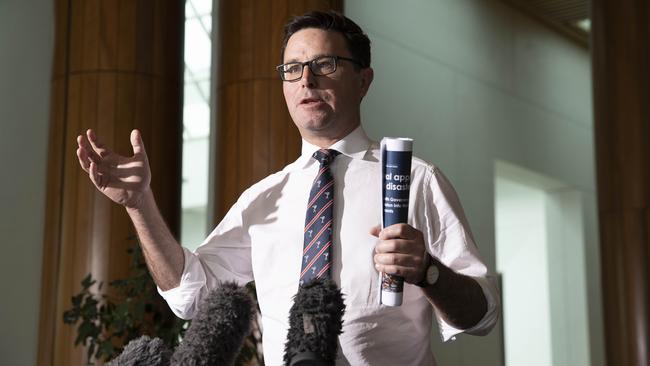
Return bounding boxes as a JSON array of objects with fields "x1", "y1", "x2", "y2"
[{"x1": 276, "y1": 55, "x2": 362, "y2": 82}]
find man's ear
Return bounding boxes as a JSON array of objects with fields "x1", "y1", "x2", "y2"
[{"x1": 359, "y1": 67, "x2": 374, "y2": 99}]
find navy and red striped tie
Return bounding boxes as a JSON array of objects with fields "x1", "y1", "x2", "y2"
[{"x1": 300, "y1": 149, "x2": 340, "y2": 286}]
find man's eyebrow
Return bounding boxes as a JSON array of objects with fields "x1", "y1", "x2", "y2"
[{"x1": 283, "y1": 53, "x2": 330, "y2": 64}]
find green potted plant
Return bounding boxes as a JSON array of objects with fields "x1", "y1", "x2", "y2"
[{"x1": 63, "y1": 239, "x2": 263, "y2": 365}]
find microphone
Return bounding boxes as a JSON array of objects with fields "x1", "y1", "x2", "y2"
[
  {"x1": 170, "y1": 282, "x2": 255, "y2": 366},
  {"x1": 284, "y1": 278, "x2": 346, "y2": 366},
  {"x1": 107, "y1": 335, "x2": 172, "y2": 366}
]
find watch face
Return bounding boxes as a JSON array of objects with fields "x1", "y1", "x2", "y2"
[{"x1": 426, "y1": 265, "x2": 439, "y2": 285}]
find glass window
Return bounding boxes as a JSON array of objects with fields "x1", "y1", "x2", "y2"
[{"x1": 181, "y1": 0, "x2": 213, "y2": 251}]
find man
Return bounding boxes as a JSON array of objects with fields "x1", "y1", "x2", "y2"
[{"x1": 76, "y1": 10, "x2": 498, "y2": 366}]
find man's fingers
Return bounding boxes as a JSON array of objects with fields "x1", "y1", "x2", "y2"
[
  {"x1": 86, "y1": 129, "x2": 113, "y2": 158},
  {"x1": 374, "y1": 252, "x2": 419, "y2": 267},
  {"x1": 375, "y1": 239, "x2": 411, "y2": 254},
  {"x1": 77, "y1": 134, "x2": 102, "y2": 163},
  {"x1": 374, "y1": 263, "x2": 412, "y2": 279},
  {"x1": 374, "y1": 256, "x2": 426, "y2": 283},
  {"x1": 89, "y1": 161, "x2": 103, "y2": 189},
  {"x1": 369, "y1": 225, "x2": 381, "y2": 237},
  {"x1": 130, "y1": 129, "x2": 147, "y2": 156},
  {"x1": 378, "y1": 223, "x2": 419, "y2": 240},
  {"x1": 76, "y1": 146, "x2": 91, "y2": 172}
]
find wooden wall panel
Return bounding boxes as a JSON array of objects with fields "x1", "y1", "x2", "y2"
[
  {"x1": 215, "y1": 0, "x2": 343, "y2": 220},
  {"x1": 269, "y1": 76, "x2": 290, "y2": 171},
  {"x1": 238, "y1": 82, "x2": 254, "y2": 192},
  {"x1": 252, "y1": 80, "x2": 271, "y2": 182},
  {"x1": 218, "y1": 84, "x2": 240, "y2": 217},
  {"x1": 38, "y1": 1, "x2": 184, "y2": 365},
  {"x1": 592, "y1": 0, "x2": 650, "y2": 364},
  {"x1": 37, "y1": 77, "x2": 66, "y2": 366}
]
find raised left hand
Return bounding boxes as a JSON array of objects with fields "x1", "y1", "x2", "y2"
[{"x1": 371, "y1": 223, "x2": 428, "y2": 284}]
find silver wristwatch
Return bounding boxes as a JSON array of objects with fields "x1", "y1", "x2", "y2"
[{"x1": 415, "y1": 255, "x2": 439, "y2": 288}]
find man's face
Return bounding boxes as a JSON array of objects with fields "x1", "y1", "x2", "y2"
[{"x1": 282, "y1": 28, "x2": 373, "y2": 145}]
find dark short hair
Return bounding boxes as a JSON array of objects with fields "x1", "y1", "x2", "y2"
[{"x1": 280, "y1": 10, "x2": 371, "y2": 68}]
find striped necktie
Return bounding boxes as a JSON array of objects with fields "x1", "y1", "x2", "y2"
[{"x1": 300, "y1": 149, "x2": 340, "y2": 286}]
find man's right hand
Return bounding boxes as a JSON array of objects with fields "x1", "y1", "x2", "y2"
[
  {"x1": 76, "y1": 128, "x2": 184, "y2": 290},
  {"x1": 76, "y1": 129, "x2": 151, "y2": 209}
]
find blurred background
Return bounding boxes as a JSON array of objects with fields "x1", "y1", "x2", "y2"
[{"x1": 1, "y1": 0, "x2": 646, "y2": 365}]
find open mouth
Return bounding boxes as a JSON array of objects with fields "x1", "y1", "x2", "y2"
[{"x1": 300, "y1": 97, "x2": 324, "y2": 105}]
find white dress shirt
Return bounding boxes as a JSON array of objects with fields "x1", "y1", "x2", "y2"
[{"x1": 160, "y1": 126, "x2": 499, "y2": 365}]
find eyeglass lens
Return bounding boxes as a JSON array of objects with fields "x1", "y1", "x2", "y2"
[{"x1": 280, "y1": 56, "x2": 337, "y2": 81}]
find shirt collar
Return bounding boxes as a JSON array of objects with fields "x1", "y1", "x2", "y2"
[{"x1": 298, "y1": 125, "x2": 375, "y2": 167}]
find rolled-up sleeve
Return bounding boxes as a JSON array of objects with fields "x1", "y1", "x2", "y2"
[
  {"x1": 418, "y1": 165, "x2": 500, "y2": 341},
  {"x1": 158, "y1": 197, "x2": 254, "y2": 319}
]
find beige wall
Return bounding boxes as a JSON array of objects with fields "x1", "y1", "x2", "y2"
[{"x1": 346, "y1": 0, "x2": 601, "y2": 365}]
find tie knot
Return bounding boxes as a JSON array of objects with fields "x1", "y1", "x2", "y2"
[{"x1": 313, "y1": 149, "x2": 340, "y2": 166}]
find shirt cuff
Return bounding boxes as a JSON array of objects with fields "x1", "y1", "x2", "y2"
[
  {"x1": 157, "y1": 247, "x2": 207, "y2": 319},
  {"x1": 437, "y1": 275, "x2": 500, "y2": 342}
]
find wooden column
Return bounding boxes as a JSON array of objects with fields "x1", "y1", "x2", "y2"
[
  {"x1": 592, "y1": 0, "x2": 650, "y2": 365},
  {"x1": 215, "y1": 0, "x2": 343, "y2": 218},
  {"x1": 37, "y1": 0, "x2": 184, "y2": 365}
]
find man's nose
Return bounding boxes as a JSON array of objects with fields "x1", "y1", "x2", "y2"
[{"x1": 300, "y1": 64, "x2": 317, "y2": 88}]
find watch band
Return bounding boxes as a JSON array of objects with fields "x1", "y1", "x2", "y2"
[{"x1": 415, "y1": 254, "x2": 435, "y2": 288}]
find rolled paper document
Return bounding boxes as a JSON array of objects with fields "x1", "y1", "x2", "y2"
[{"x1": 379, "y1": 137, "x2": 413, "y2": 307}]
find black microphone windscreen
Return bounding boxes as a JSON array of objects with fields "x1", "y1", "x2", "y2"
[
  {"x1": 107, "y1": 335, "x2": 172, "y2": 366},
  {"x1": 170, "y1": 282, "x2": 254, "y2": 366},
  {"x1": 284, "y1": 278, "x2": 346, "y2": 366}
]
